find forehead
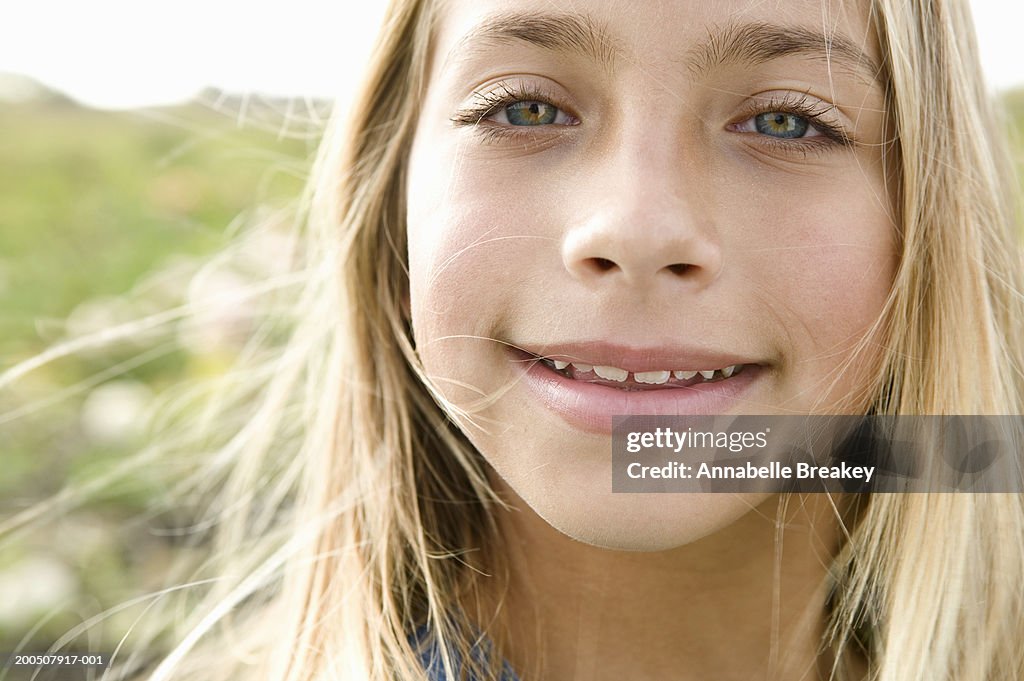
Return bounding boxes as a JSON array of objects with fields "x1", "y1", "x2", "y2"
[{"x1": 432, "y1": 0, "x2": 881, "y2": 85}]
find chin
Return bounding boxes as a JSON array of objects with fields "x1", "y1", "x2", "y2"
[{"x1": 521, "y1": 485, "x2": 773, "y2": 552}]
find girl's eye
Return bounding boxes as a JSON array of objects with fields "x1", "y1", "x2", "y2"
[
  {"x1": 735, "y1": 111, "x2": 823, "y2": 139},
  {"x1": 490, "y1": 101, "x2": 575, "y2": 126}
]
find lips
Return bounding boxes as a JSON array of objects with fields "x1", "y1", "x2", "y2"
[{"x1": 508, "y1": 344, "x2": 764, "y2": 433}]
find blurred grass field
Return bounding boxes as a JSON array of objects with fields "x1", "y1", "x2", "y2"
[
  {"x1": 0, "y1": 83, "x2": 322, "y2": 668},
  {"x1": 0, "y1": 81, "x2": 1022, "y2": 668},
  {"x1": 0, "y1": 91, "x2": 315, "y2": 487}
]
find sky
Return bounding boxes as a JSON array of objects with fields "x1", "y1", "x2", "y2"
[{"x1": 0, "y1": 1, "x2": 1022, "y2": 110}]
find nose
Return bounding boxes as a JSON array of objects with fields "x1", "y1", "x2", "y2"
[{"x1": 561, "y1": 143, "x2": 722, "y2": 290}]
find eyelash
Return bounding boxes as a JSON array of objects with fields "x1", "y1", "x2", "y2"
[
  {"x1": 731, "y1": 93, "x2": 855, "y2": 155},
  {"x1": 450, "y1": 83, "x2": 855, "y2": 153},
  {"x1": 450, "y1": 82, "x2": 577, "y2": 144}
]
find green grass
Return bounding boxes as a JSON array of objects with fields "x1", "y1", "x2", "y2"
[
  {"x1": 0, "y1": 94, "x2": 319, "y2": 653},
  {"x1": 0, "y1": 93, "x2": 316, "y2": 483},
  {"x1": 0, "y1": 98, "x2": 313, "y2": 357}
]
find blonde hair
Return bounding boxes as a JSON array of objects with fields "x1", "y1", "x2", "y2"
[
  {"x1": 827, "y1": 2, "x2": 1024, "y2": 679},
  {"x1": 4, "y1": 0, "x2": 1023, "y2": 679}
]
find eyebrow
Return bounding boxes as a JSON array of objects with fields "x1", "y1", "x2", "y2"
[
  {"x1": 446, "y1": 11, "x2": 619, "y2": 71},
  {"x1": 447, "y1": 11, "x2": 882, "y2": 85},
  {"x1": 689, "y1": 21, "x2": 883, "y2": 84}
]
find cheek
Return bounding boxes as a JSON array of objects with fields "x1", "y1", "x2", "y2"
[
  {"x1": 405, "y1": 141, "x2": 546, "y2": 405},
  {"x1": 406, "y1": 146, "x2": 565, "y2": 339},
  {"x1": 799, "y1": 192, "x2": 894, "y2": 334},
  {"x1": 726, "y1": 164, "x2": 897, "y2": 393}
]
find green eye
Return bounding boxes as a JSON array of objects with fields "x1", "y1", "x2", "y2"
[
  {"x1": 506, "y1": 101, "x2": 559, "y2": 126},
  {"x1": 726, "y1": 95, "x2": 850, "y2": 149},
  {"x1": 754, "y1": 112, "x2": 811, "y2": 138},
  {"x1": 485, "y1": 99, "x2": 576, "y2": 127}
]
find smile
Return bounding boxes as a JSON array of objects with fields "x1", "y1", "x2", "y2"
[
  {"x1": 509, "y1": 345, "x2": 764, "y2": 433},
  {"x1": 537, "y1": 357, "x2": 746, "y2": 390}
]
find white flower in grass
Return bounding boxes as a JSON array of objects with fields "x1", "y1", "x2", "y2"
[
  {"x1": 80, "y1": 380, "x2": 154, "y2": 444},
  {"x1": 0, "y1": 555, "x2": 77, "y2": 629}
]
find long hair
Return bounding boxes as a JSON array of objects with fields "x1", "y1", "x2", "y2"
[
  {"x1": 826, "y1": 1, "x2": 1024, "y2": 679},
  {"x1": 4, "y1": 0, "x2": 1022, "y2": 679}
]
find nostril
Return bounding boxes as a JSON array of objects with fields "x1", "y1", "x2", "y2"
[
  {"x1": 589, "y1": 257, "x2": 618, "y2": 272},
  {"x1": 667, "y1": 263, "x2": 691, "y2": 275}
]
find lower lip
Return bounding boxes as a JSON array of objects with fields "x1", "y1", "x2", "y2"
[{"x1": 509, "y1": 350, "x2": 763, "y2": 434}]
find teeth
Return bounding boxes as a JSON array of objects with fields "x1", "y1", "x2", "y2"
[
  {"x1": 634, "y1": 370, "x2": 671, "y2": 385},
  {"x1": 550, "y1": 358, "x2": 745, "y2": 383},
  {"x1": 593, "y1": 365, "x2": 629, "y2": 382}
]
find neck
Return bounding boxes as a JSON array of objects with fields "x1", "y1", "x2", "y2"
[{"x1": 483, "y1": 477, "x2": 851, "y2": 681}]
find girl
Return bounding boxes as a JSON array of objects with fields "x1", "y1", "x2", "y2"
[{"x1": 8, "y1": 0, "x2": 1024, "y2": 679}]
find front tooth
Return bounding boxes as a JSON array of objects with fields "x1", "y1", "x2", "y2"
[
  {"x1": 635, "y1": 370, "x2": 671, "y2": 385},
  {"x1": 721, "y1": 365, "x2": 736, "y2": 378},
  {"x1": 593, "y1": 365, "x2": 628, "y2": 382},
  {"x1": 699, "y1": 370, "x2": 716, "y2": 380},
  {"x1": 572, "y1": 362, "x2": 593, "y2": 372},
  {"x1": 553, "y1": 360, "x2": 569, "y2": 370},
  {"x1": 674, "y1": 370, "x2": 698, "y2": 380}
]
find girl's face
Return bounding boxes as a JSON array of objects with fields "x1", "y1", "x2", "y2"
[{"x1": 406, "y1": 0, "x2": 896, "y2": 549}]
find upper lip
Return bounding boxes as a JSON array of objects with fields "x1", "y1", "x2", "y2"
[{"x1": 513, "y1": 340, "x2": 761, "y2": 372}]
